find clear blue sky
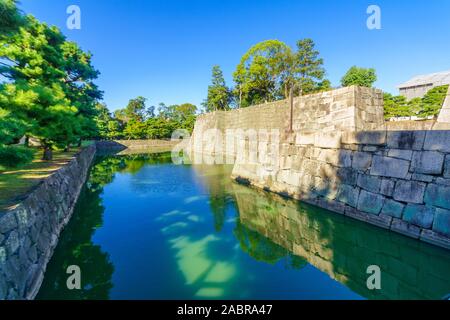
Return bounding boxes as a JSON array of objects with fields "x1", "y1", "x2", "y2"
[{"x1": 19, "y1": 0, "x2": 450, "y2": 111}]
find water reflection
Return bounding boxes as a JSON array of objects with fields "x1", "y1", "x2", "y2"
[
  {"x1": 37, "y1": 153, "x2": 450, "y2": 300},
  {"x1": 232, "y1": 182, "x2": 450, "y2": 300}
]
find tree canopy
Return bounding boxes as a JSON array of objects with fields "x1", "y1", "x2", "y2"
[
  {"x1": 0, "y1": 6, "x2": 102, "y2": 163},
  {"x1": 341, "y1": 66, "x2": 377, "y2": 88},
  {"x1": 203, "y1": 65, "x2": 232, "y2": 111},
  {"x1": 231, "y1": 39, "x2": 329, "y2": 108}
]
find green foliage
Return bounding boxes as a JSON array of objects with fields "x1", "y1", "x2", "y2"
[
  {"x1": 341, "y1": 66, "x2": 377, "y2": 88},
  {"x1": 294, "y1": 38, "x2": 327, "y2": 95},
  {"x1": 0, "y1": 0, "x2": 24, "y2": 37},
  {"x1": 204, "y1": 65, "x2": 232, "y2": 111},
  {"x1": 0, "y1": 145, "x2": 34, "y2": 168},
  {"x1": 383, "y1": 85, "x2": 449, "y2": 119},
  {"x1": 96, "y1": 98, "x2": 197, "y2": 140},
  {"x1": 232, "y1": 39, "x2": 329, "y2": 108},
  {"x1": 0, "y1": 7, "x2": 102, "y2": 161},
  {"x1": 421, "y1": 85, "x2": 449, "y2": 117},
  {"x1": 233, "y1": 40, "x2": 292, "y2": 107}
]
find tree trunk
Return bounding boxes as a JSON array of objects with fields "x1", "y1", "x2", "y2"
[
  {"x1": 42, "y1": 147, "x2": 53, "y2": 161},
  {"x1": 64, "y1": 146, "x2": 70, "y2": 152},
  {"x1": 77, "y1": 139, "x2": 82, "y2": 147}
]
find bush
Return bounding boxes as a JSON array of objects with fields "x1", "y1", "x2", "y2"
[
  {"x1": 383, "y1": 85, "x2": 449, "y2": 119},
  {"x1": 0, "y1": 145, "x2": 34, "y2": 168}
]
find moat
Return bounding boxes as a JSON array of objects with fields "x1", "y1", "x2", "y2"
[{"x1": 37, "y1": 152, "x2": 450, "y2": 300}]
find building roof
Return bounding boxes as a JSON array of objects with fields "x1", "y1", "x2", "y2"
[{"x1": 397, "y1": 70, "x2": 450, "y2": 89}]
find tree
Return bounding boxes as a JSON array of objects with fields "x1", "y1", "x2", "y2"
[
  {"x1": 0, "y1": 0, "x2": 24, "y2": 37},
  {"x1": 293, "y1": 39, "x2": 327, "y2": 95},
  {"x1": 0, "y1": 14, "x2": 101, "y2": 160},
  {"x1": 204, "y1": 65, "x2": 231, "y2": 111},
  {"x1": 233, "y1": 40, "x2": 293, "y2": 107},
  {"x1": 420, "y1": 85, "x2": 449, "y2": 117},
  {"x1": 341, "y1": 66, "x2": 377, "y2": 88}
]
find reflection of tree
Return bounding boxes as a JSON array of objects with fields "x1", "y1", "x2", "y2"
[
  {"x1": 37, "y1": 185, "x2": 114, "y2": 300},
  {"x1": 234, "y1": 219, "x2": 306, "y2": 269}
]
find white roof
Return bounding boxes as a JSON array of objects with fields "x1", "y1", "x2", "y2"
[{"x1": 397, "y1": 70, "x2": 450, "y2": 89}]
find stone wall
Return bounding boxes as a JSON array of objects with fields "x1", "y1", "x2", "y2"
[
  {"x1": 188, "y1": 86, "x2": 450, "y2": 250},
  {"x1": 0, "y1": 145, "x2": 96, "y2": 300}
]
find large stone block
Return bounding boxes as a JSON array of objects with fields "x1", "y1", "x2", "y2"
[
  {"x1": 357, "y1": 190, "x2": 384, "y2": 215},
  {"x1": 314, "y1": 132, "x2": 342, "y2": 149},
  {"x1": 370, "y1": 155, "x2": 410, "y2": 179},
  {"x1": 354, "y1": 131, "x2": 386, "y2": 145},
  {"x1": 380, "y1": 179, "x2": 395, "y2": 196},
  {"x1": 0, "y1": 213, "x2": 17, "y2": 234},
  {"x1": 352, "y1": 152, "x2": 372, "y2": 171},
  {"x1": 403, "y1": 204, "x2": 435, "y2": 229},
  {"x1": 444, "y1": 155, "x2": 450, "y2": 179},
  {"x1": 381, "y1": 199, "x2": 405, "y2": 218},
  {"x1": 423, "y1": 131, "x2": 450, "y2": 152},
  {"x1": 433, "y1": 208, "x2": 450, "y2": 237},
  {"x1": 387, "y1": 131, "x2": 425, "y2": 150},
  {"x1": 336, "y1": 167, "x2": 358, "y2": 185},
  {"x1": 357, "y1": 174, "x2": 381, "y2": 193},
  {"x1": 424, "y1": 183, "x2": 450, "y2": 210},
  {"x1": 411, "y1": 151, "x2": 444, "y2": 175},
  {"x1": 391, "y1": 218, "x2": 421, "y2": 239},
  {"x1": 387, "y1": 149, "x2": 413, "y2": 160},
  {"x1": 393, "y1": 180, "x2": 426, "y2": 204},
  {"x1": 336, "y1": 184, "x2": 360, "y2": 208}
]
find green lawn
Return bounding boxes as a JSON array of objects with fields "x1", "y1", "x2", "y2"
[{"x1": 0, "y1": 148, "x2": 81, "y2": 211}]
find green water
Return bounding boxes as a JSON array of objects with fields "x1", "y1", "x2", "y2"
[{"x1": 37, "y1": 153, "x2": 450, "y2": 300}]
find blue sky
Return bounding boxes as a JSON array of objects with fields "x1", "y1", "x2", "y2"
[{"x1": 19, "y1": 0, "x2": 450, "y2": 111}]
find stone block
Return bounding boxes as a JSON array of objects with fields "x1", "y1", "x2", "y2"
[
  {"x1": 336, "y1": 184, "x2": 360, "y2": 207},
  {"x1": 424, "y1": 183, "x2": 450, "y2": 210},
  {"x1": 357, "y1": 174, "x2": 381, "y2": 193},
  {"x1": 387, "y1": 149, "x2": 413, "y2": 160},
  {"x1": 345, "y1": 206, "x2": 368, "y2": 222},
  {"x1": 420, "y1": 229, "x2": 450, "y2": 250},
  {"x1": 380, "y1": 179, "x2": 395, "y2": 196},
  {"x1": 444, "y1": 155, "x2": 450, "y2": 179},
  {"x1": 393, "y1": 180, "x2": 426, "y2": 204},
  {"x1": 357, "y1": 190, "x2": 384, "y2": 215},
  {"x1": 352, "y1": 152, "x2": 372, "y2": 171},
  {"x1": 370, "y1": 155, "x2": 410, "y2": 179},
  {"x1": 411, "y1": 151, "x2": 444, "y2": 174},
  {"x1": 381, "y1": 199, "x2": 405, "y2": 218},
  {"x1": 314, "y1": 132, "x2": 342, "y2": 149},
  {"x1": 317, "y1": 198, "x2": 345, "y2": 214},
  {"x1": 432, "y1": 207, "x2": 450, "y2": 237},
  {"x1": 403, "y1": 204, "x2": 435, "y2": 229},
  {"x1": 423, "y1": 131, "x2": 450, "y2": 152},
  {"x1": 0, "y1": 213, "x2": 17, "y2": 234},
  {"x1": 391, "y1": 218, "x2": 421, "y2": 239},
  {"x1": 295, "y1": 132, "x2": 315, "y2": 146},
  {"x1": 366, "y1": 213, "x2": 393, "y2": 229},
  {"x1": 357, "y1": 131, "x2": 387, "y2": 145},
  {"x1": 336, "y1": 167, "x2": 358, "y2": 185},
  {"x1": 5, "y1": 231, "x2": 20, "y2": 255},
  {"x1": 387, "y1": 131, "x2": 425, "y2": 150},
  {"x1": 435, "y1": 177, "x2": 450, "y2": 186},
  {"x1": 411, "y1": 173, "x2": 434, "y2": 183}
]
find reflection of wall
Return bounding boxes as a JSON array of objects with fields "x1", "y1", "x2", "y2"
[
  {"x1": 0, "y1": 145, "x2": 96, "y2": 300},
  {"x1": 233, "y1": 182, "x2": 450, "y2": 300},
  {"x1": 189, "y1": 86, "x2": 450, "y2": 250}
]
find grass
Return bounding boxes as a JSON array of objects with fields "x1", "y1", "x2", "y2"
[{"x1": 0, "y1": 147, "x2": 81, "y2": 211}]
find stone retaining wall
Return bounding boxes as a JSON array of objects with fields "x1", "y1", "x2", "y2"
[
  {"x1": 188, "y1": 86, "x2": 450, "y2": 250},
  {"x1": 0, "y1": 145, "x2": 96, "y2": 300}
]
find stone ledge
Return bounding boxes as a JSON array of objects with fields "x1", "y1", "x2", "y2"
[{"x1": 420, "y1": 229, "x2": 450, "y2": 250}]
